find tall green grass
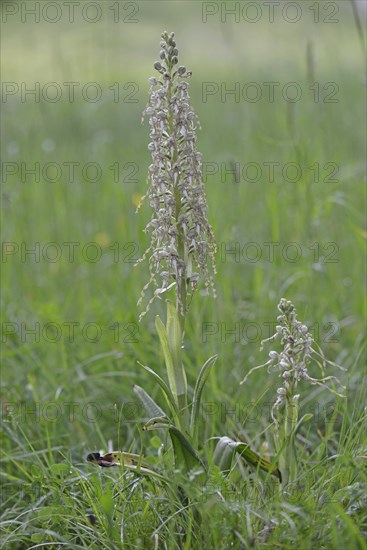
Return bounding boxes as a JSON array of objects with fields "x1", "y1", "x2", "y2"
[{"x1": 1, "y1": 3, "x2": 366, "y2": 548}]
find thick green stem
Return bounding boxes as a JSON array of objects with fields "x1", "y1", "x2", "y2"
[
  {"x1": 277, "y1": 385, "x2": 298, "y2": 489},
  {"x1": 283, "y1": 393, "x2": 298, "y2": 485},
  {"x1": 166, "y1": 67, "x2": 188, "y2": 428},
  {"x1": 167, "y1": 68, "x2": 187, "y2": 336},
  {"x1": 176, "y1": 220, "x2": 187, "y2": 335}
]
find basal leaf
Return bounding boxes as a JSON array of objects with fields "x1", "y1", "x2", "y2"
[
  {"x1": 190, "y1": 354, "x2": 217, "y2": 443},
  {"x1": 213, "y1": 436, "x2": 281, "y2": 482},
  {"x1": 133, "y1": 384, "x2": 167, "y2": 419}
]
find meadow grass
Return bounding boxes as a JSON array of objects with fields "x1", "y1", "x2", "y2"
[{"x1": 1, "y1": 3, "x2": 366, "y2": 548}]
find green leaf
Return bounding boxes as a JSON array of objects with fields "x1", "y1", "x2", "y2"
[
  {"x1": 49, "y1": 463, "x2": 71, "y2": 477},
  {"x1": 168, "y1": 425, "x2": 205, "y2": 475},
  {"x1": 190, "y1": 354, "x2": 217, "y2": 443},
  {"x1": 143, "y1": 418, "x2": 205, "y2": 476},
  {"x1": 31, "y1": 533, "x2": 45, "y2": 543},
  {"x1": 149, "y1": 435, "x2": 162, "y2": 449},
  {"x1": 156, "y1": 307, "x2": 187, "y2": 418},
  {"x1": 155, "y1": 314, "x2": 175, "y2": 388},
  {"x1": 237, "y1": 443, "x2": 281, "y2": 481},
  {"x1": 100, "y1": 482, "x2": 114, "y2": 518},
  {"x1": 213, "y1": 436, "x2": 281, "y2": 482},
  {"x1": 166, "y1": 301, "x2": 182, "y2": 371},
  {"x1": 137, "y1": 362, "x2": 179, "y2": 419},
  {"x1": 37, "y1": 505, "x2": 67, "y2": 520},
  {"x1": 30, "y1": 464, "x2": 43, "y2": 479},
  {"x1": 133, "y1": 385, "x2": 167, "y2": 419},
  {"x1": 295, "y1": 413, "x2": 313, "y2": 433},
  {"x1": 212, "y1": 436, "x2": 236, "y2": 472},
  {"x1": 166, "y1": 301, "x2": 187, "y2": 404}
]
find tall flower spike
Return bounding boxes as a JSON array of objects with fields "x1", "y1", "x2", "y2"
[
  {"x1": 137, "y1": 31, "x2": 216, "y2": 322},
  {"x1": 241, "y1": 298, "x2": 346, "y2": 421}
]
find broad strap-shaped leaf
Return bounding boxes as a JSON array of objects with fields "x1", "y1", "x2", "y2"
[
  {"x1": 166, "y1": 301, "x2": 187, "y2": 405},
  {"x1": 212, "y1": 436, "x2": 236, "y2": 472},
  {"x1": 133, "y1": 385, "x2": 167, "y2": 419},
  {"x1": 213, "y1": 436, "x2": 282, "y2": 482},
  {"x1": 155, "y1": 304, "x2": 187, "y2": 415},
  {"x1": 168, "y1": 425, "x2": 205, "y2": 473},
  {"x1": 190, "y1": 354, "x2": 217, "y2": 444},
  {"x1": 137, "y1": 362, "x2": 179, "y2": 418},
  {"x1": 155, "y1": 314, "x2": 176, "y2": 396},
  {"x1": 143, "y1": 418, "x2": 205, "y2": 475}
]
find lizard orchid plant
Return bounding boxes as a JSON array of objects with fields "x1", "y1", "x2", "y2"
[{"x1": 88, "y1": 31, "x2": 281, "y2": 498}]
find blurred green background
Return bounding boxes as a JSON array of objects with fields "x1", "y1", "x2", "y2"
[{"x1": 1, "y1": 0, "x2": 366, "y2": 455}]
